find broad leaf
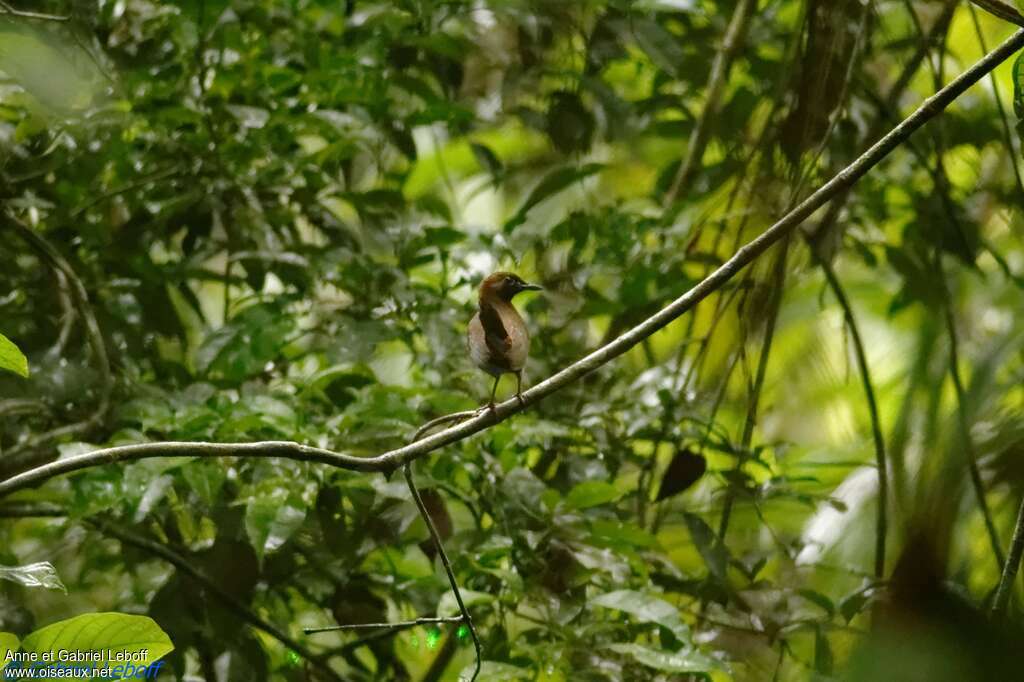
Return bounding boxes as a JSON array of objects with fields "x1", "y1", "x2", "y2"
[
  {"x1": 504, "y1": 164, "x2": 604, "y2": 231},
  {"x1": 0, "y1": 563, "x2": 66, "y2": 593},
  {"x1": 591, "y1": 590, "x2": 689, "y2": 642},
  {"x1": 607, "y1": 643, "x2": 717, "y2": 674},
  {"x1": 19, "y1": 613, "x2": 173, "y2": 673},
  {"x1": 567, "y1": 480, "x2": 622, "y2": 509},
  {"x1": 683, "y1": 512, "x2": 729, "y2": 580},
  {"x1": 0, "y1": 333, "x2": 28, "y2": 378}
]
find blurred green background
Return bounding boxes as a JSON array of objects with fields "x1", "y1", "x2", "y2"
[{"x1": 2, "y1": 1, "x2": 1024, "y2": 680}]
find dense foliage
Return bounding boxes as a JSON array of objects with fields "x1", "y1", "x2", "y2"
[{"x1": 3, "y1": 1, "x2": 1024, "y2": 680}]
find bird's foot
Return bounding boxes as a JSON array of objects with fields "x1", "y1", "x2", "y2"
[{"x1": 515, "y1": 392, "x2": 526, "y2": 407}]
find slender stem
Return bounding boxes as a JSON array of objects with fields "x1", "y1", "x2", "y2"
[
  {"x1": 717, "y1": 237, "x2": 790, "y2": 544},
  {"x1": 305, "y1": 616, "x2": 463, "y2": 635},
  {"x1": 817, "y1": 256, "x2": 888, "y2": 578},
  {"x1": 0, "y1": 1, "x2": 69, "y2": 21},
  {"x1": 3, "y1": 29, "x2": 1024, "y2": 499},
  {"x1": 940, "y1": 271, "x2": 1006, "y2": 569},
  {"x1": 404, "y1": 464, "x2": 482, "y2": 682},
  {"x1": 970, "y1": 0, "x2": 1024, "y2": 26},
  {"x1": 992, "y1": 494, "x2": 1024, "y2": 615}
]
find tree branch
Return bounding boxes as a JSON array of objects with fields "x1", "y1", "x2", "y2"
[
  {"x1": 3, "y1": 28, "x2": 1024, "y2": 508},
  {"x1": 404, "y1": 464, "x2": 482, "y2": 682},
  {"x1": 993, "y1": 494, "x2": 1024, "y2": 615},
  {"x1": 0, "y1": 1, "x2": 69, "y2": 21},
  {"x1": 816, "y1": 255, "x2": 888, "y2": 579},
  {"x1": 970, "y1": 0, "x2": 1024, "y2": 27}
]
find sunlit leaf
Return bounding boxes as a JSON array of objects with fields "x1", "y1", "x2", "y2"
[
  {"x1": 607, "y1": 643, "x2": 717, "y2": 674},
  {"x1": 0, "y1": 333, "x2": 28, "y2": 378},
  {"x1": 0, "y1": 563, "x2": 66, "y2": 593},
  {"x1": 591, "y1": 590, "x2": 689, "y2": 642}
]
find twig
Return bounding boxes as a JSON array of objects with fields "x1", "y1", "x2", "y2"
[
  {"x1": 87, "y1": 520, "x2": 344, "y2": 682},
  {"x1": 816, "y1": 255, "x2": 888, "y2": 579},
  {"x1": 970, "y1": 0, "x2": 1024, "y2": 27},
  {"x1": 716, "y1": 237, "x2": 791, "y2": 544},
  {"x1": 405, "y1": 464, "x2": 482, "y2": 682},
  {"x1": 992, "y1": 494, "x2": 1024, "y2": 615},
  {"x1": 0, "y1": 1, "x2": 69, "y2": 21},
  {"x1": 70, "y1": 166, "x2": 183, "y2": 218},
  {"x1": 939, "y1": 263, "x2": 1005, "y2": 569},
  {"x1": 3, "y1": 28, "x2": 1024, "y2": 500},
  {"x1": 662, "y1": 0, "x2": 756, "y2": 207},
  {"x1": 305, "y1": 616, "x2": 463, "y2": 635}
]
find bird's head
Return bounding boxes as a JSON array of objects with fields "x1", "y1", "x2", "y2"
[{"x1": 479, "y1": 271, "x2": 542, "y2": 302}]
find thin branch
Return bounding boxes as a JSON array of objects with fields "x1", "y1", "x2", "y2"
[
  {"x1": 939, "y1": 268, "x2": 1006, "y2": 569},
  {"x1": 0, "y1": 1, "x2": 69, "y2": 21},
  {"x1": 992, "y1": 494, "x2": 1024, "y2": 615},
  {"x1": 717, "y1": 237, "x2": 791, "y2": 544},
  {"x1": 970, "y1": 0, "x2": 1024, "y2": 27},
  {"x1": 3, "y1": 28, "x2": 1024, "y2": 503},
  {"x1": 816, "y1": 255, "x2": 888, "y2": 579},
  {"x1": 70, "y1": 166, "x2": 183, "y2": 218},
  {"x1": 405, "y1": 464, "x2": 482, "y2": 682},
  {"x1": 305, "y1": 616, "x2": 463, "y2": 635},
  {"x1": 663, "y1": 0, "x2": 756, "y2": 207},
  {"x1": 87, "y1": 520, "x2": 344, "y2": 682}
]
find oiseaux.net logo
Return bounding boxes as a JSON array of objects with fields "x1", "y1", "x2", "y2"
[{"x1": 2, "y1": 659, "x2": 165, "y2": 679}]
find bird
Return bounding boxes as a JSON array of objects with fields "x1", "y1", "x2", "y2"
[{"x1": 467, "y1": 271, "x2": 541, "y2": 411}]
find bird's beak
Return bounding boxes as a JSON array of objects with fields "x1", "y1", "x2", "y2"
[{"x1": 521, "y1": 282, "x2": 542, "y2": 291}]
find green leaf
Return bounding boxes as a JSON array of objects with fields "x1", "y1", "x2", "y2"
[
  {"x1": 245, "y1": 489, "x2": 307, "y2": 559},
  {"x1": 463, "y1": 661, "x2": 531, "y2": 681},
  {"x1": 607, "y1": 643, "x2": 717, "y2": 674},
  {"x1": 798, "y1": 589, "x2": 836, "y2": 617},
  {"x1": 0, "y1": 632, "x2": 19, "y2": 668},
  {"x1": 623, "y1": 18, "x2": 685, "y2": 78},
  {"x1": 814, "y1": 627, "x2": 833, "y2": 675},
  {"x1": 19, "y1": 613, "x2": 173, "y2": 675},
  {"x1": 0, "y1": 333, "x2": 28, "y2": 378},
  {"x1": 0, "y1": 563, "x2": 66, "y2": 593},
  {"x1": 437, "y1": 589, "x2": 494, "y2": 618},
  {"x1": 683, "y1": 512, "x2": 729, "y2": 581},
  {"x1": 470, "y1": 142, "x2": 504, "y2": 182},
  {"x1": 0, "y1": 24, "x2": 102, "y2": 112},
  {"x1": 591, "y1": 590, "x2": 689, "y2": 642},
  {"x1": 840, "y1": 589, "x2": 872, "y2": 623},
  {"x1": 504, "y1": 163, "x2": 604, "y2": 231},
  {"x1": 566, "y1": 480, "x2": 622, "y2": 509},
  {"x1": 196, "y1": 302, "x2": 295, "y2": 382}
]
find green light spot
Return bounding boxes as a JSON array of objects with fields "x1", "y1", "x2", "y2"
[
  {"x1": 456, "y1": 625, "x2": 469, "y2": 641},
  {"x1": 426, "y1": 628, "x2": 441, "y2": 650},
  {"x1": 410, "y1": 635, "x2": 419, "y2": 649},
  {"x1": 286, "y1": 650, "x2": 300, "y2": 667}
]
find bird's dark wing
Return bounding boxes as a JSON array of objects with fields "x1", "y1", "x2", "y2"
[{"x1": 479, "y1": 301, "x2": 513, "y2": 369}]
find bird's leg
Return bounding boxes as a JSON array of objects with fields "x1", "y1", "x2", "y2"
[
  {"x1": 487, "y1": 375, "x2": 500, "y2": 413},
  {"x1": 515, "y1": 370, "x2": 525, "y2": 407}
]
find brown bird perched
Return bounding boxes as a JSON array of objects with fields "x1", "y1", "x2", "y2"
[{"x1": 467, "y1": 271, "x2": 542, "y2": 410}]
